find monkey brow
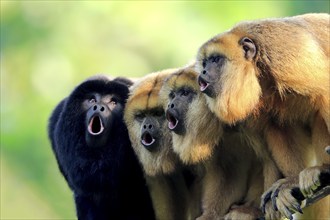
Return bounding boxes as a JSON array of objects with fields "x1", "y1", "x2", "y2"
[{"x1": 135, "y1": 107, "x2": 164, "y2": 117}]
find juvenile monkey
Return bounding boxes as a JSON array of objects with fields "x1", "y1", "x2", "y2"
[
  {"x1": 159, "y1": 64, "x2": 264, "y2": 220},
  {"x1": 196, "y1": 13, "x2": 330, "y2": 219},
  {"x1": 124, "y1": 69, "x2": 197, "y2": 220}
]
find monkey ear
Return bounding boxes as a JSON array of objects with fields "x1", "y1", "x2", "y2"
[{"x1": 240, "y1": 37, "x2": 256, "y2": 60}]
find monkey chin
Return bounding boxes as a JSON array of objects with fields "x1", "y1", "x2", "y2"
[
  {"x1": 172, "y1": 133, "x2": 217, "y2": 164},
  {"x1": 204, "y1": 67, "x2": 262, "y2": 125}
]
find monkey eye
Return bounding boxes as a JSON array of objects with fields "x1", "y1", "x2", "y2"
[
  {"x1": 181, "y1": 89, "x2": 190, "y2": 96},
  {"x1": 110, "y1": 97, "x2": 118, "y2": 104},
  {"x1": 135, "y1": 112, "x2": 145, "y2": 121},
  {"x1": 108, "y1": 97, "x2": 119, "y2": 110},
  {"x1": 210, "y1": 55, "x2": 221, "y2": 63},
  {"x1": 169, "y1": 92, "x2": 175, "y2": 99},
  {"x1": 109, "y1": 102, "x2": 116, "y2": 110},
  {"x1": 89, "y1": 98, "x2": 96, "y2": 103},
  {"x1": 180, "y1": 87, "x2": 194, "y2": 97},
  {"x1": 202, "y1": 59, "x2": 207, "y2": 68}
]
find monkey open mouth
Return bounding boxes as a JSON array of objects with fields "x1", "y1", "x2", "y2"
[
  {"x1": 141, "y1": 131, "x2": 156, "y2": 147},
  {"x1": 166, "y1": 111, "x2": 179, "y2": 130},
  {"x1": 88, "y1": 115, "x2": 105, "y2": 135},
  {"x1": 198, "y1": 76, "x2": 210, "y2": 92}
]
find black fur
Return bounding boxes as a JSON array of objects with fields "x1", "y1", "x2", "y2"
[{"x1": 48, "y1": 76, "x2": 154, "y2": 220}]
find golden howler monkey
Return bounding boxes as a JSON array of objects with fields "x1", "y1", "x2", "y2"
[
  {"x1": 159, "y1": 64, "x2": 264, "y2": 220},
  {"x1": 48, "y1": 75, "x2": 154, "y2": 220},
  {"x1": 196, "y1": 13, "x2": 330, "y2": 219},
  {"x1": 124, "y1": 70, "x2": 198, "y2": 220}
]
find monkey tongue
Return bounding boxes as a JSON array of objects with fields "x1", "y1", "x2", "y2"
[
  {"x1": 141, "y1": 132, "x2": 155, "y2": 146},
  {"x1": 198, "y1": 78, "x2": 209, "y2": 92},
  {"x1": 88, "y1": 115, "x2": 105, "y2": 135},
  {"x1": 166, "y1": 112, "x2": 178, "y2": 130}
]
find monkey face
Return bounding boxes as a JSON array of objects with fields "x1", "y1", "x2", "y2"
[
  {"x1": 197, "y1": 54, "x2": 225, "y2": 98},
  {"x1": 124, "y1": 71, "x2": 179, "y2": 176},
  {"x1": 83, "y1": 93, "x2": 123, "y2": 148},
  {"x1": 196, "y1": 32, "x2": 261, "y2": 124},
  {"x1": 136, "y1": 108, "x2": 165, "y2": 152},
  {"x1": 160, "y1": 65, "x2": 223, "y2": 164},
  {"x1": 63, "y1": 77, "x2": 129, "y2": 149},
  {"x1": 166, "y1": 87, "x2": 196, "y2": 135}
]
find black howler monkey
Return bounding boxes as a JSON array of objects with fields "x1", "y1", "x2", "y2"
[{"x1": 48, "y1": 75, "x2": 154, "y2": 220}]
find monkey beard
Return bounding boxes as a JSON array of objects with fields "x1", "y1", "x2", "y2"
[{"x1": 208, "y1": 63, "x2": 262, "y2": 125}]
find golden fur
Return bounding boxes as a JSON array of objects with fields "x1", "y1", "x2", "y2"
[
  {"x1": 124, "y1": 69, "x2": 194, "y2": 220},
  {"x1": 125, "y1": 69, "x2": 179, "y2": 176},
  {"x1": 160, "y1": 65, "x2": 264, "y2": 219},
  {"x1": 160, "y1": 65, "x2": 223, "y2": 164},
  {"x1": 196, "y1": 13, "x2": 330, "y2": 219},
  {"x1": 197, "y1": 13, "x2": 329, "y2": 127}
]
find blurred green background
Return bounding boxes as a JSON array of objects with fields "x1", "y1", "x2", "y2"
[{"x1": 1, "y1": 1, "x2": 329, "y2": 219}]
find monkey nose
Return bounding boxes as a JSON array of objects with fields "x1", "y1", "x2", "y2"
[
  {"x1": 143, "y1": 124, "x2": 153, "y2": 129},
  {"x1": 92, "y1": 104, "x2": 106, "y2": 112}
]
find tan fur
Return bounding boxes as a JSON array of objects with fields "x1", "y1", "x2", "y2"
[
  {"x1": 160, "y1": 66, "x2": 223, "y2": 164},
  {"x1": 160, "y1": 65, "x2": 264, "y2": 219},
  {"x1": 197, "y1": 13, "x2": 330, "y2": 219},
  {"x1": 125, "y1": 69, "x2": 179, "y2": 176},
  {"x1": 124, "y1": 69, "x2": 194, "y2": 220}
]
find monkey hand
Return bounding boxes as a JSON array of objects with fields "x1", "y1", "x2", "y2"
[
  {"x1": 299, "y1": 164, "x2": 330, "y2": 198},
  {"x1": 261, "y1": 178, "x2": 305, "y2": 220},
  {"x1": 261, "y1": 186, "x2": 282, "y2": 220},
  {"x1": 224, "y1": 205, "x2": 263, "y2": 220}
]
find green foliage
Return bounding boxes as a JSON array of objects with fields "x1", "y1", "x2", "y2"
[{"x1": 1, "y1": 1, "x2": 329, "y2": 219}]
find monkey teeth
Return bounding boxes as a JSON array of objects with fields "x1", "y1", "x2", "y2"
[{"x1": 88, "y1": 115, "x2": 105, "y2": 135}]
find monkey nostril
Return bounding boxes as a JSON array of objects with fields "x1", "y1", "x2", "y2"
[
  {"x1": 148, "y1": 124, "x2": 152, "y2": 129},
  {"x1": 202, "y1": 70, "x2": 207, "y2": 75},
  {"x1": 143, "y1": 125, "x2": 147, "y2": 129},
  {"x1": 100, "y1": 106, "x2": 105, "y2": 112},
  {"x1": 93, "y1": 105, "x2": 97, "y2": 111},
  {"x1": 170, "y1": 103, "x2": 174, "y2": 108}
]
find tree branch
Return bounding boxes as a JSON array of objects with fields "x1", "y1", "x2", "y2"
[{"x1": 301, "y1": 185, "x2": 330, "y2": 208}]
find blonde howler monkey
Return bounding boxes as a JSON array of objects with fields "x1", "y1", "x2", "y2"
[
  {"x1": 196, "y1": 13, "x2": 330, "y2": 219},
  {"x1": 159, "y1": 64, "x2": 265, "y2": 220},
  {"x1": 124, "y1": 69, "x2": 199, "y2": 220}
]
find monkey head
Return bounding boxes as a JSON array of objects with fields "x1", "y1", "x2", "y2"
[
  {"x1": 160, "y1": 64, "x2": 223, "y2": 164},
  {"x1": 196, "y1": 29, "x2": 262, "y2": 125},
  {"x1": 124, "y1": 69, "x2": 180, "y2": 176},
  {"x1": 64, "y1": 76, "x2": 130, "y2": 149},
  {"x1": 84, "y1": 93, "x2": 119, "y2": 147},
  {"x1": 196, "y1": 16, "x2": 330, "y2": 125}
]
